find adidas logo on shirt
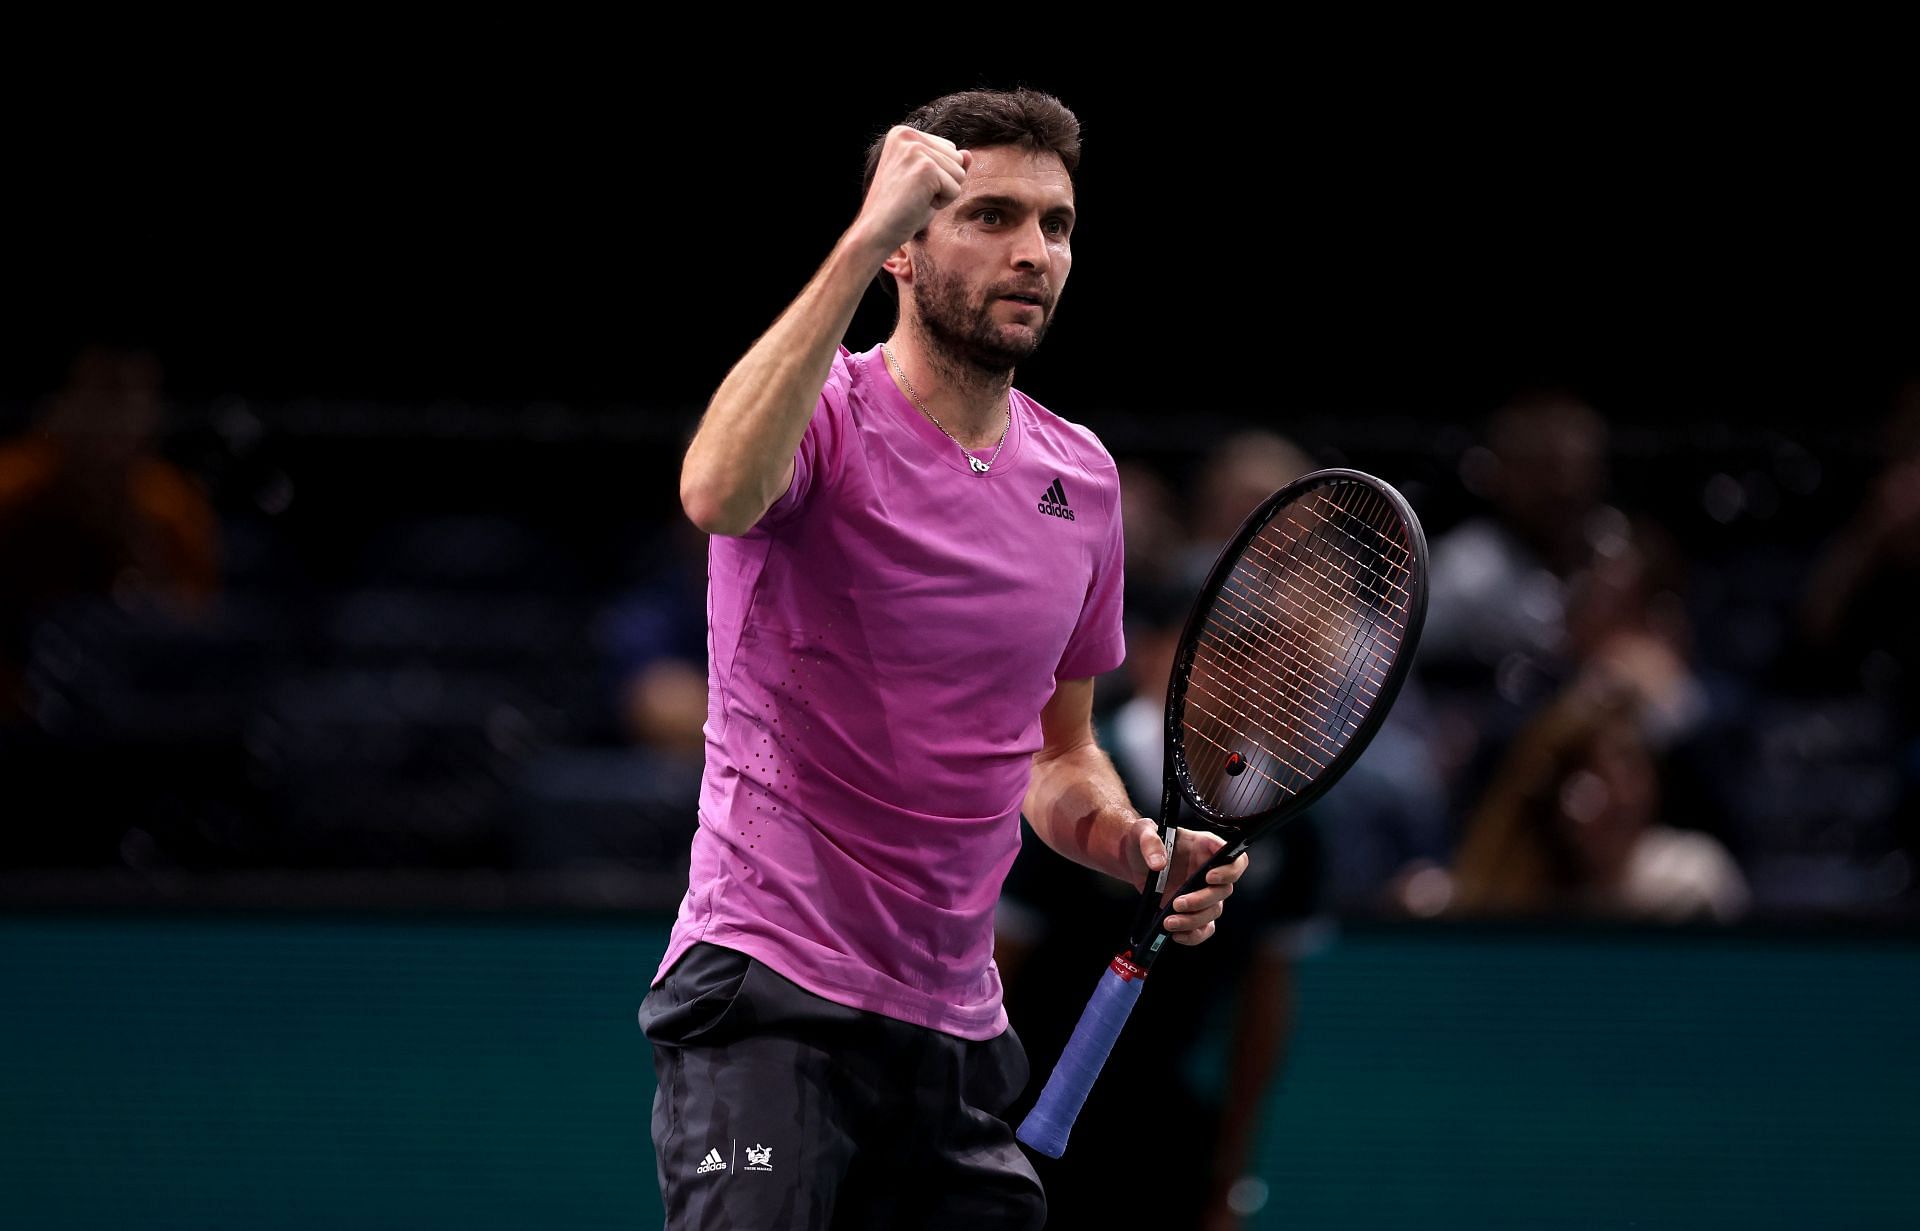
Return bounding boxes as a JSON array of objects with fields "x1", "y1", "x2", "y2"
[
  {"x1": 1038, "y1": 478, "x2": 1075, "y2": 521},
  {"x1": 696, "y1": 1147, "x2": 728, "y2": 1175}
]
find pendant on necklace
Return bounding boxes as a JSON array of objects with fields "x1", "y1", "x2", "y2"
[{"x1": 971, "y1": 457, "x2": 991, "y2": 474}]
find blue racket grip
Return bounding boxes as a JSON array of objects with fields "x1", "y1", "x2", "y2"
[{"x1": 1016, "y1": 955, "x2": 1147, "y2": 1158}]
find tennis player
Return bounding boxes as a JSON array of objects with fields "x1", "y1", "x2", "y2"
[{"x1": 642, "y1": 87, "x2": 1249, "y2": 1229}]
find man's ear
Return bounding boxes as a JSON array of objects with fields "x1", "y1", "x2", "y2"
[{"x1": 880, "y1": 244, "x2": 913, "y2": 287}]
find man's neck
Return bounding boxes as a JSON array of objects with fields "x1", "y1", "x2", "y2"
[{"x1": 882, "y1": 332, "x2": 1013, "y2": 449}]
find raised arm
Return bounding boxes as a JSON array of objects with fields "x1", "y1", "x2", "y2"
[{"x1": 679, "y1": 126, "x2": 972, "y2": 536}]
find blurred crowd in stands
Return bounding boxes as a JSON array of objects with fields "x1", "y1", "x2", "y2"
[{"x1": 3, "y1": 341, "x2": 1917, "y2": 934}]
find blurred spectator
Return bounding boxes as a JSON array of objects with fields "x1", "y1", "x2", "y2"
[
  {"x1": 0, "y1": 343, "x2": 219, "y2": 723},
  {"x1": 1309, "y1": 680, "x2": 1454, "y2": 916},
  {"x1": 1174, "y1": 429, "x2": 1316, "y2": 591},
  {"x1": 1416, "y1": 392, "x2": 1723, "y2": 824},
  {"x1": 1790, "y1": 378, "x2": 1920, "y2": 903},
  {"x1": 592, "y1": 515, "x2": 709, "y2": 760},
  {"x1": 1797, "y1": 377, "x2": 1920, "y2": 713},
  {"x1": 1115, "y1": 457, "x2": 1187, "y2": 610},
  {"x1": 1419, "y1": 391, "x2": 1612, "y2": 701},
  {"x1": 1564, "y1": 511, "x2": 1709, "y2": 752},
  {"x1": 1095, "y1": 457, "x2": 1189, "y2": 716},
  {"x1": 1429, "y1": 680, "x2": 1749, "y2": 924},
  {"x1": 504, "y1": 510, "x2": 709, "y2": 878}
]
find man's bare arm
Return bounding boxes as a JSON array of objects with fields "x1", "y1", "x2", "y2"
[
  {"x1": 1023, "y1": 677, "x2": 1246, "y2": 945},
  {"x1": 679, "y1": 127, "x2": 970, "y2": 536}
]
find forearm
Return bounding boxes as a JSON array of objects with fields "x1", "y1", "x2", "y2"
[
  {"x1": 679, "y1": 229, "x2": 889, "y2": 536},
  {"x1": 1026, "y1": 680, "x2": 1246, "y2": 947},
  {"x1": 1023, "y1": 740, "x2": 1147, "y2": 887}
]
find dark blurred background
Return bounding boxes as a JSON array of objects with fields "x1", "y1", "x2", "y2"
[{"x1": 4, "y1": 51, "x2": 1917, "y2": 1230}]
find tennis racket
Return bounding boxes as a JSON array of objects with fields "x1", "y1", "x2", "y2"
[{"x1": 1015, "y1": 467, "x2": 1429, "y2": 1159}]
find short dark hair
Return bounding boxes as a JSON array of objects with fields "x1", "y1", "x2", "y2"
[{"x1": 862, "y1": 88, "x2": 1082, "y2": 301}]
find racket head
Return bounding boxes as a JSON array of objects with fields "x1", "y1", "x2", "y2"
[{"x1": 1163, "y1": 467, "x2": 1429, "y2": 838}]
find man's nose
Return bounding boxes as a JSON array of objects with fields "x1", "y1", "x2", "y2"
[{"x1": 1011, "y1": 219, "x2": 1052, "y2": 271}]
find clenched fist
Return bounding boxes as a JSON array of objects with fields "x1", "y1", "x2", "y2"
[{"x1": 849, "y1": 126, "x2": 971, "y2": 259}]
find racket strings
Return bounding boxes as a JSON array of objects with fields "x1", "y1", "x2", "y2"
[
  {"x1": 1298, "y1": 481, "x2": 1419, "y2": 574},
  {"x1": 1180, "y1": 481, "x2": 1418, "y2": 818},
  {"x1": 1183, "y1": 635, "x2": 1343, "y2": 814},
  {"x1": 1218, "y1": 544, "x2": 1394, "y2": 713},
  {"x1": 1190, "y1": 597, "x2": 1393, "y2": 816},
  {"x1": 1183, "y1": 670, "x2": 1321, "y2": 818},
  {"x1": 1260, "y1": 497, "x2": 1410, "y2": 683},
  {"x1": 1235, "y1": 488, "x2": 1410, "y2": 662},
  {"x1": 1188, "y1": 604, "x2": 1355, "y2": 771},
  {"x1": 1227, "y1": 492, "x2": 1411, "y2": 760},
  {"x1": 1236, "y1": 522, "x2": 1405, "y2": 714},
  {"x1": 1193, "y1": 536, "x2": 1362, "y2": 748},
  {"x1": 1202, "y1": 501, "x2": 1399, "y2": 737},
  {"x1": 1258, "y1": 485, "x2": 1413, "y2": 654},
  {"x1": 1221, "y1": 487, "x2": 1420, "y2": 814},
  {"x1": 1179, "y1": 720, "x2": 1294, "y2": 798},
  {"x1": 1246, "y1": 483, "x2": 1407, "y2": 585},
  {"x1": 1218, "y1": 503, "x2": 1398, "y2": 697},
  {"x1": 1182, "y1": 660, "x2": 1329, "y2": 794},
  {"x1": 1241, "y1": 495, "x2": 1415, "y2": 651},
  {"x1": 1290, "y1": 490, "x2": 1419, "y2": 624},
  {"x1": 1315, "y1": 485, "x2": 1418, "y2": 692}
]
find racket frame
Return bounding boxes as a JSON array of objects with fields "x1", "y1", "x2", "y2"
[
  {"x1": 1127, "y1": 467, "x2": 1429, "y2": 959},
  {"x1": 1021, "y1": 467, "x2": 1429, "y2": 1159}
]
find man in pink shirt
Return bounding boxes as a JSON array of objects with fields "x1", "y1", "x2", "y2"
[{"x1": 643, "y1": 87, "x2": 1248, "y2": 1229}]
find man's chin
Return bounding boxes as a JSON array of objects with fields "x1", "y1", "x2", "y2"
[
  {"x1": 983, "y1": 320, "x2": 1047, "y2": 362},
  {"x1": 942, "y1": 334, "x2": 1036, "y2": 375},
  {"x1": 923, "y1": 309, "x2": 1048, "y2": 373}
]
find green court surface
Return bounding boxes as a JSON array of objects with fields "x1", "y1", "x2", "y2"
[{"x1": 2, "y1": 912, "x2": 1915, "y2": 1229}]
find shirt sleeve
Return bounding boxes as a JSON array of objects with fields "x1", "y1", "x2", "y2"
[
  {"x1": 754, "y1": 345, "x2": 853, "y2": 531},
  {"x1": 1054, "y1": 461, "x2": 1127, "y2": 680}
]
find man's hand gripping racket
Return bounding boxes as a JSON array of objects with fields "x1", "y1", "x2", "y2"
[{"x1": 1016, "y1": 468, "x2": 1429, "y2": 1158}]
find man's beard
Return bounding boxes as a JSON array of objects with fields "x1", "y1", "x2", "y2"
[{"x1": 909, "y1": 246, "x2": 1052, "y2": 375}]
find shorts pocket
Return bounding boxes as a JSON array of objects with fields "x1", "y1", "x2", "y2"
[
  {"x1": 639, "y1": 943, "x2": 755, "y2": 1047},
  {"x1": 967, "y1": 1024, "x2": 1032, "y2": 1116}
]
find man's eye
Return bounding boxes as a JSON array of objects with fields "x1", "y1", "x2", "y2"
[
  {"x1": 1045, "y1": 219, "x2": 1069, "y2": 237},
  {"x1": 978, "y1": 209, "x2": 1002, "y2": 225}
]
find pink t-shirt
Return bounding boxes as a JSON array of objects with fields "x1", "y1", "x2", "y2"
[{"x1": 652, "y1": 342, "x2": 1127, "y2": 1039}]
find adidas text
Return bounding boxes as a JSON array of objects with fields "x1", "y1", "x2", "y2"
[{"x1": 1038, "y1": 478, "x2": 1075, "y2": 521}]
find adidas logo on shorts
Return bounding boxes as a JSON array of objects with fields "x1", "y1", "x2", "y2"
[{"x1": 696, "y1": 1147, "x2": 727, "y2": 1175}]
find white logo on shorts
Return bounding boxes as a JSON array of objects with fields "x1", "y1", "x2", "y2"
[
  {"x1": 745, "y1": 1144, "x2": 773, "y2": 1171},
  {"x1": 696, "y1": 1147, "x2": 727, "y2": 1175}
]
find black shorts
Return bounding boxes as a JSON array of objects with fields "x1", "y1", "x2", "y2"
[{"x1": 639, "y1": 943, "x2": 1045, "y2": 1231}]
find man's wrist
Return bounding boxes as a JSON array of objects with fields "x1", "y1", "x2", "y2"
[{"x1": 835, "y1": 221, "x2": 899, "y2": 273}]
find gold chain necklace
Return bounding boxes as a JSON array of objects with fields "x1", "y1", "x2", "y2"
[{"x1": 883, "y1": 343, "x2": 1009, "y2": 475}]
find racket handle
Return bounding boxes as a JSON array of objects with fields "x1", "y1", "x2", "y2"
[{"x1": 1015, "y1": 954, "x2": 1148, "y2": 1158}]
